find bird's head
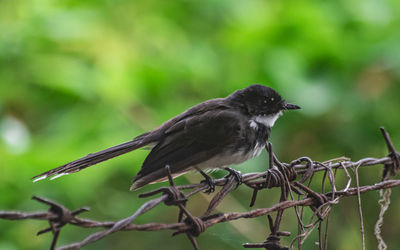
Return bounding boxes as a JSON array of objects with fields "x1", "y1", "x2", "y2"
[{"x1": 228, "y1": 84, "x2": 301, "y2": 127}]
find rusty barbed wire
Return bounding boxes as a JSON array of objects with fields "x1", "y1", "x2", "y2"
[{"x1": 1, "y1": 127, "x2": 399, "y2": 250}]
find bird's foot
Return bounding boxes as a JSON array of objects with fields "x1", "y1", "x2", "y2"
[
  {"x1": 200, "y1": 174, "x2": 216, "y2": 194},
  {"x1": 196, "y1": 168, "x2": 215, "y2": 194},
  {"x1": 224, "y1": 168, "x2": 243, "y2": 188}
]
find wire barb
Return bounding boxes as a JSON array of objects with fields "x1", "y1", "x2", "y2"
[
  {"x1": 380, "y1": 127, "x2": 400, "y2": 180},
  {"x1": 30, "y1": 196, "x2": 89, "y2": 250}
]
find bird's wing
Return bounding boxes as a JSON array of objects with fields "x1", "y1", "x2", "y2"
[{"x1": 131, "y1": 110, "x2": 246, "y2": 189}]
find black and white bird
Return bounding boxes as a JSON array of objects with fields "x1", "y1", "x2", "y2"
[{"x1": 32, "y1": 84, "x2": 300, "y2": 191}]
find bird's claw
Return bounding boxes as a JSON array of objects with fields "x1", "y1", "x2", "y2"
[
  {"x1": 200, "y1": 175, "x2": 216, "y2": 194},
  {"x1": 224, "y1": 168, "x2": 243, "y2": 188}
]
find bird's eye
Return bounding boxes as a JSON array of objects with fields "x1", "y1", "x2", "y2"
[
  {"x1": 263, "y1": 99, "x2": 268, "y2": 104},
  {"x1": 271, "y1": 97, "x2": 274, "y2": 102}
]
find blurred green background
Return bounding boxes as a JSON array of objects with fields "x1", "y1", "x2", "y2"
[{"x1": 1, "y1": 0, "x2": 400, "y2": 249}]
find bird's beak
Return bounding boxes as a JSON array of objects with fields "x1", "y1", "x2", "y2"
[{"x1": 283, "y1": 102, "x2": 301, "y2": 110}]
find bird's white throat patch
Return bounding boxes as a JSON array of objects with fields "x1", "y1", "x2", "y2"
[{"x1": 250, "y1": 111, "x2": 282, "y2": 129}]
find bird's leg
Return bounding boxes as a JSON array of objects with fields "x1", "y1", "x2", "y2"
[
  {"x1": 195, "y1": 167, "x2": 215, "y2": 194},
  {"x1": 266, "y1": 142, "x2": 284, "y2": 168},
  {"x1": 224, "y1": 167, "x2": 243, "y2": 188}
]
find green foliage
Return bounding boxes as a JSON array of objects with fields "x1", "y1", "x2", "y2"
[{"x1": 1, "y1": 0, "x2": 400, "y2": 249}]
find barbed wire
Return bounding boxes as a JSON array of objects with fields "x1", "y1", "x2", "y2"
[{"x1": 1, "y1": 127, "x2": 399, "y2": 250}]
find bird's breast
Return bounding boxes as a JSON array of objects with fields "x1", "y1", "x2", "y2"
[{"x1": 195, "y1": 142, "x2": 266, "y2": 170}]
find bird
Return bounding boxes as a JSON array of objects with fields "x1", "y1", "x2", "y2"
[{"x1": 32, "y1": 84, "x2": 300, "y2": 191}]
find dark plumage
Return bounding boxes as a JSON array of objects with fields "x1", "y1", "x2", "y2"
[{"x1": 32, "y1": 84, "x2": 300, "y2": 190}]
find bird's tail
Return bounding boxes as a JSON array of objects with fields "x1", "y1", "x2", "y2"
[{"x1": 32, "y1": 133, "x2": 153, "y2": 182}]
